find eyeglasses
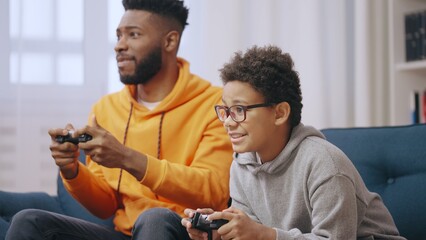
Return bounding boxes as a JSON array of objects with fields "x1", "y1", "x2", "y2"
[{"x1": 214, "y1": 103, "x2": 272, "y2": 123}]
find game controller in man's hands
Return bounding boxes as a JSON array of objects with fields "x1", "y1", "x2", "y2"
[
  {"x1": 55, "y1": 131, "x2": 92, "y2": 145},
  {"x1": 190, "y1": 212, "x2": 228, "y2": 232}
]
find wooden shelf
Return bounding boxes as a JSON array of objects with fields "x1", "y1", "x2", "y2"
[{"x1": 396, "y1": 60, "x2": 426, "y2": 71}]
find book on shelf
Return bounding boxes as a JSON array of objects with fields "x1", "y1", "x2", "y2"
[
  {"x1": 422, "y1": 11, "x2": 426, "y2": 61},
  {"x1": 411, "y1": 91, "x2": 419, "y2": 124},
  {"x1": 411, "y1": 89, "x2": 426, "y2": 124},
  {"x1": 423, "y1": 90, "x2": 426, "y2": 124},
  {"x1": 404, "y1": 10, "x2": 426, "y2": 62}
]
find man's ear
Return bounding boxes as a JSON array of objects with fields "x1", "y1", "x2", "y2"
[
  {"x1": 275, "y1": 102, "x2": 291, "y2": 126},
  {"x1": 163, "y1": 31, "x2": 180, "y2": 52}
]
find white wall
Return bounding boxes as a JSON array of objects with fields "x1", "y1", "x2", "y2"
[{"x1": 180, "y1": 0, "x2": 353, "y2": 129}]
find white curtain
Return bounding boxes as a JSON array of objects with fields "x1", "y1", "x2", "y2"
[{"x1": 179, "y1": 0, "x2": 390, "y2": 129}]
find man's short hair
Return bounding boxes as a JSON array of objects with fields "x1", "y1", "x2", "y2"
[{"x1": 122, "y1": 0, "x2": 189, "y2": 32}]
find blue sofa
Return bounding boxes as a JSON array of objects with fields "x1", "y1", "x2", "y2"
[
  {"x1": 1, "y1": 124, "x2": 425, "y2": 239},
  {"x1": 322, "y1": 124, "x2": 426, "y2": 240}
]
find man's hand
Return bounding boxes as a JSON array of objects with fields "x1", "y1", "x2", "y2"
[{"x1": 48, "y1": 124, "x2": 80, "y2": 179}]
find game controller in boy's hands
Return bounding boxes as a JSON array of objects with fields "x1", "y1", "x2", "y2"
[
  {"x1": 55, "y1": 131, "x2": 92, "y2": 145},
  {"x1": 190, "y1": 212, "x2": 229, "y2": 232}
]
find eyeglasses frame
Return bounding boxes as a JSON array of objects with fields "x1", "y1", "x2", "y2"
[{"x1": 214, "y1": 103, "x2": 273, "y2": 123}]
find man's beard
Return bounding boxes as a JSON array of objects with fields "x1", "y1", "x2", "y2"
[{"x1": 119, "y1": 46, "x2": 162, "y2": 85}]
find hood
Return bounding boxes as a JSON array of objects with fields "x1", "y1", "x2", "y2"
[
  {"x1": 235, "y1": 123, "x2": 325, "y2": 175},
  {"x1": 117, "y1": 58, "x2": 212, "y2": 116}
]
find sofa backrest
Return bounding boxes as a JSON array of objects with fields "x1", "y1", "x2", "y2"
[{"x1": 321, "y1": 124, "x2": 426, "y2": 240}]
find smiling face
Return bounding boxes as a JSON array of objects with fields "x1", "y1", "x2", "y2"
[
  {"x1": 222, "y1": 81, "x2": 287, "y2": 162},
  {"x1": 115, "y1": 10, "x2": 164, "y2": 85}
]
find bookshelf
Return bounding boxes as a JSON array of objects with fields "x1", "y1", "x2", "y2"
[{"x1": 389, "y1": 0, "x2": 426, "y2": 125}]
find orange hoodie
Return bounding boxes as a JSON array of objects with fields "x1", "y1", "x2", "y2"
[{"x1": 62, "y1": 58, "x2": 233, "y2": 235}]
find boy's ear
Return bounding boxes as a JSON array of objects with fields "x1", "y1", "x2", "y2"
[{"x1": 275, "y1": 102, "x2": 291, "y2": 125}]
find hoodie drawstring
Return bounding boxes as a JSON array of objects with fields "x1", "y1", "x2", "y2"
[{"x1": 116, "y1": 102, "x2": 165, "y2": 208}]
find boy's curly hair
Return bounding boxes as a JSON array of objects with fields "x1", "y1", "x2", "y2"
[
  {"x1": 219, "y1": 45, "x2": 303, "y2": 127},
  {"x1": 122, "y1": 0, "x2": 189, "y2": 32}
]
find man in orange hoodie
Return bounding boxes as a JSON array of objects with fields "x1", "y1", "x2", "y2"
[{"x1": 5, "y1": 0, "x2": 232, "y2": 239}]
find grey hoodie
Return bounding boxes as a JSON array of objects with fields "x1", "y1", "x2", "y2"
[{"x1": 230, "y1": 124, "x2": 405, "y2": 240}]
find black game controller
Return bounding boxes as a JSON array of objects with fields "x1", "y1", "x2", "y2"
[
  {"x1": 55, "y1": 132, "x2": 92, "y2": 145},
  {"x1": 190, "y1": 212, "x2": 228, "y2": 240}
]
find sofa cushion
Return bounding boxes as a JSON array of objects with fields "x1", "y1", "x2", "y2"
[{"x1": 321, "y1": 124, "x2": 426, "y2": 240}]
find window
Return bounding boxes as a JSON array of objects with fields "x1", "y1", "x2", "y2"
[
  {"x1": 0, "y1": 0, "x2": 109, "y2": 194},
  {"x1": 9, "y1": 0, "x2": 84, "y2": 86}
]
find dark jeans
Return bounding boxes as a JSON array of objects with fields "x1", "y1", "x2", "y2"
[
  {"x1": 132, "y1": 208, "x2": 191, "y2": 240},
  {"x1": 5, "y1": 208, "x2": 191, "y2": 240},
  {"x1": 5, "y1": 209, "x2": 128, "y2": 240}
]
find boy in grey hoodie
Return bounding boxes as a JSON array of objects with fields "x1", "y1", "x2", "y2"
[{"x1": 182, "y1": 45, "x2": 405, "y2": 240}]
